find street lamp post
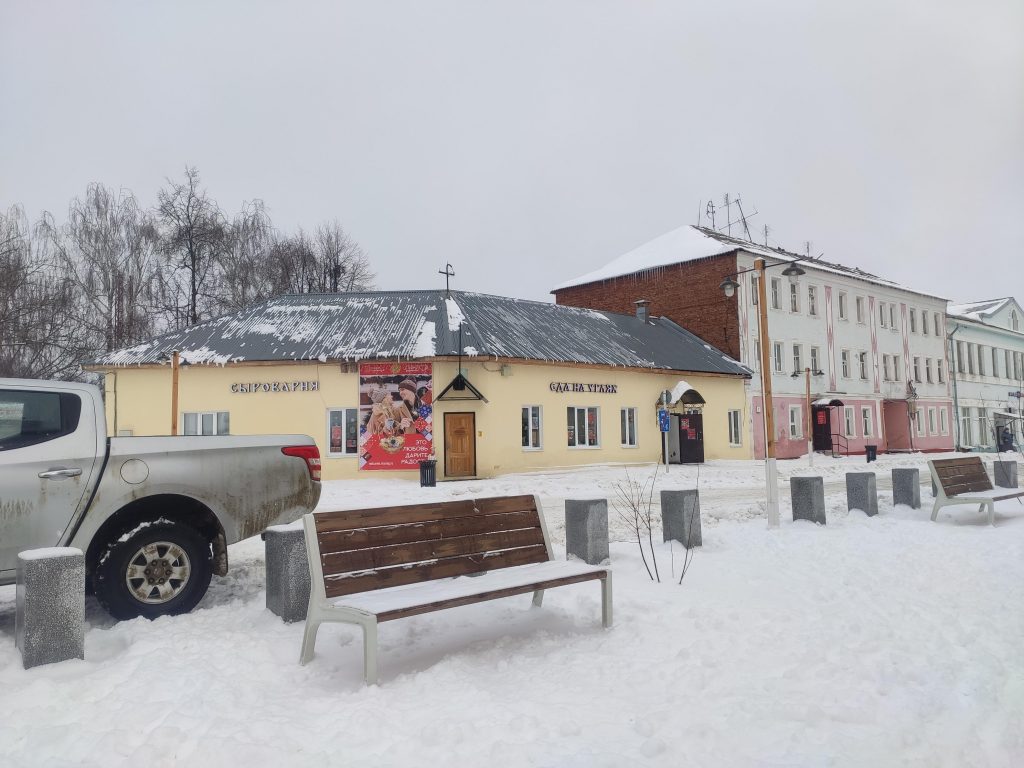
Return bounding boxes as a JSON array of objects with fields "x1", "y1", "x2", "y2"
[{"x1": 720, "y1": 256, "x2": 805, "y2": 529}]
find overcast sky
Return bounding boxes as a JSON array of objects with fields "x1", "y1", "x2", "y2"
[{"x1": 2, "y1": 1, "x2": 1022, "y2": 304}]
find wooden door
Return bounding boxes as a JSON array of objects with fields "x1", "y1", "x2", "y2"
[
  {"x1": 444, "y1": 412, "x2": 476, "y2": 477},
  {"x1": 812, "y1": 407, "x2": 833, "y2": 451}
]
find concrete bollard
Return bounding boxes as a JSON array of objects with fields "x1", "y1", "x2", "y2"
[
  {"x1": 660, "y1": 490, "x2": 702, "y2": 548},
  {"x1": 892, "y1": 468, "x2": 921, "y2": 509},
  {"x1": 846, "y1": 472, "x2": 878, "y2": 516},
  {"x1": 16, "y1": 548, "x2": 85, "y2": 669},
  {"x1": 994, "y1": 460, "x2": 1018, "y2": 489},
  {"x1": 565, "y1": 499, "x2": 610, "y2": 565},
  {"x1": 264, "y1": 524, "x2": 311, "y2": 623},
  {"x1": 791, "y1": 476, "x2": 826, "y2": 525}
]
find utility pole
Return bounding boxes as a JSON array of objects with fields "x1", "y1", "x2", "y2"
[
  {"x1": 754, "y1": 258, "x2": 779, "y2": 527},
  {"x1": 170, "y1": 350, "x2": 180, "y2": 436}
]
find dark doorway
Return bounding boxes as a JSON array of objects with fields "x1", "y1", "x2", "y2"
[
  {"x1": 812, "y1": 407, "x2": 833, "y2": 451},
  {"x1": 672, "y1": 412, "x2": 704, "y2": 464},
  {"x1": 444, "y1": 412, "x2": 476, "y2": 477}
]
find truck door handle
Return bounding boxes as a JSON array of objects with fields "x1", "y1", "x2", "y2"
[{"x1": 38, "y1": 468, "x2": 83, "y2": 479}]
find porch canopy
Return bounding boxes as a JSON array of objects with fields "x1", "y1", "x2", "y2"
[
  {"x1": 812, "y1": 397, "x2": 844, "y2": 407},
  {"x1": 665, "y1": 379, "x2": 706, "y2": 406}
]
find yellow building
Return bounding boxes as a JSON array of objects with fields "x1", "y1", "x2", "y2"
[{"x1": 91, "y1": 291, "x2": 752, "y2": 480}]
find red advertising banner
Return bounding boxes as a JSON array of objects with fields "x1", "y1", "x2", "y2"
[{"x1": 358, "y1": 363, "x2": 433, "y2": 471}]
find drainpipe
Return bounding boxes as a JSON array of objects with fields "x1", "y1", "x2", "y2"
[{"x1": 948, "y1": 323, "x2": 962, "y2": 450}]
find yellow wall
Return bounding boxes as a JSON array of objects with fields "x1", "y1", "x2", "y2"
[{"x1": 103, "y1": 360, "x2": 751, "y2": 480}]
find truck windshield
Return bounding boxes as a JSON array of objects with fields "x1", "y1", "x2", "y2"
[{"x1": 0, "y1": 390, "x2": 82, "y2": 451}]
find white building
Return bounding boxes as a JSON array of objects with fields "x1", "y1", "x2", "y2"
[{"x1": 947, "y1": 297, "x2": 1024, "y2": 451}]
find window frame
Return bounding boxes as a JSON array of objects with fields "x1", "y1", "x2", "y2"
[
  {"x1": 855, "y1": 296, "x2": 865, "y2": 324},
  {"x1": 326, "y1": 407, "x2": 360, "y2": 457},
  {"x1": 522, "y1": 404, "x2": 543, "y2": 451},
  {"x1": 771, "y1": 278, "x2": 781, "y2": 310},
  {"x1": 844, "y1": 406, "x2": 856, "y2": 438},
  {"x1": 838, "y1": 291, "x2": 848, "y2": 321},
  {"x1": 727, "y1": 409, "x2": 742, "y2": 446},
  {"x1": 807, "y1": 285, "x2": 818, "y2": 316},
  {"x1": 619, "y1": 406, "x2": 638, "y2": 448},
  {"x1": 182, "y1": 410, "x2": 230, "y2": 436},
  {"x1": 861, "y1": 406, "x2": 873, "y2": 438},
  {"x1": 788, "y1": 405, "x2": 802, "y2": 439},
  {"x1": 567, "y1": 406, "x2": 601, "y2": 449},
  {"x1": 789, "y1": 282, "x2": 800, "y2": 313},
  {"x1": 841, "y1": 349, "x2": 851, "y2": 379}
]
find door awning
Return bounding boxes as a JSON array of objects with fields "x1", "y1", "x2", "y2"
[
  {"x1": 812, "y1": 398, "x2": 844, "y2": 407},
  {"x1": 435, "y1": 373, "x2": 488, "y2": 403},
  {"x1": 665, "y1": 379, "x2": 706, "y2": 406}
]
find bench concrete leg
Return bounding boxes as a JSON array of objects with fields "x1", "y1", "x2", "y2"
[
  {"x1": 601, "y1": 574, "x2": 613, "y2": 629},
  {"x1": 362, "y1": 620, "x2": 379, "y2": 685},
  {"x1": 532, "y1": 589, "x2": 544, "y2": 608},
  {"x1": 986, "y1": 502, "x2": 995, "y2": 526},
  {"x1": 299, "y1": 618, "x2": 321, "y2": 665},
  {"x1": 931, "y1": 499, "x2": 941, "y2": 522}
]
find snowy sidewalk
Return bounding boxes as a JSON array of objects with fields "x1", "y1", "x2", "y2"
[{"x1": 1, "y1": 455, "x2": 1023, "y2": 766}]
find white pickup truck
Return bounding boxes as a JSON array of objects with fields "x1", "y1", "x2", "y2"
[{"x1": 0, "y1": 378, "x2": 322, "y2": 619}]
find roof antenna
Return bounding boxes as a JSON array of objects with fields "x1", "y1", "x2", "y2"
[
  {"x1": 438, "y1": 263, "x2": 455, "y2": 298},
  {"x1": 735, "y1": 196, "x2": 754, "y2": 242},
  {"x1": 724, "y1": 193, "x2": 731, "y2": 235},
  {"x1": 762, "y1": 224, "x2": 770, "y2": 246},
  {"x1": 705, "y1": 201, "x2": 717, "y2": 231}
]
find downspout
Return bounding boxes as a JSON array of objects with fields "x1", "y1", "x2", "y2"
[{"x1": 948, "y1": 323, "x2": 962, "y2": 450}]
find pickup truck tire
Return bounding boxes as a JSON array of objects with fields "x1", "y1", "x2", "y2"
[{"x1": 94, "y1": 522, "x2": 214, "y2": 620}]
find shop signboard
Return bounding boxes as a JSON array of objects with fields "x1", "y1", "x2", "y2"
[{"x1": 358, "y1": 362, "x2": 433, "y2": 470}]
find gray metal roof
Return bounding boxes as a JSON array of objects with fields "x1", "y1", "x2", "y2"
[{"x1": 94, "y1": 290, "x2": 750, "y2": 377}]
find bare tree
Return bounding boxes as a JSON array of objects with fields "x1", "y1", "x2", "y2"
[
  {"x1": 313, "y1": 220, "x2": 374, "y2": 292},
  {"x1": 155, "y1": 167, "x2": 227, "y2": 328},
  {"x1": 0, "y1": 205, "x2": 86, "y2": 379},
  {"x1": 42, "y1": 184, "x2": 158, "y2": 354},
  {"x1": 217, "y1": 200, "x2": 274, "y2": 312}
]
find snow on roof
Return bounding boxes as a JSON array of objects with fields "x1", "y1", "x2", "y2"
[
  {"x1": 553, "y1": 224, "x2": 948, "y2": 301},
  {"x1": 92, "y1": 290, "x2": 750, "y2": 377},
  {"x1": 948, "y1": 298, "x2": 1013, "y2": 320}
]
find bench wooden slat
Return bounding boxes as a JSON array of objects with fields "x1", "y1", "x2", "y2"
[
  {"x1": 315, "y1": 499, "x2": 480, "y2": 532},
  {"x1": 473, "y1": 495, "x2": 539, "y2": 515},
  {"x1": 324, "y1": 544, "x2": 550, "y2": 598},
  {"x1": 322, "y1": 528, "x2": 546, "y2": 573},
  {"x1": 932, "y1": 456, "x2": 994, "y2": 495},
  {"x1": 377, "y1": 570, "x2": 607, "y2": 622},
  {"x1": 316, "y1": 509, "x2": 542, "y2": 554}
]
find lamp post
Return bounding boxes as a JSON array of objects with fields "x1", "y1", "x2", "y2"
[{"x1": 720, "y1": 257, "x2": 805, "y2": 529}]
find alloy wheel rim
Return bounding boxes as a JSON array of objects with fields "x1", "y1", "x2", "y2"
[{"x1": 124, "y1": 541, "x2": 191, "y2": 604}]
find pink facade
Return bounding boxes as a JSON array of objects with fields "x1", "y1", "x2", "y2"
[{"x1": 751, "y1": 395, "x2": 954, "y2": 459}]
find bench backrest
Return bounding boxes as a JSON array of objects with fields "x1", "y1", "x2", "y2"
[
  {"x1": 929, "y1": 457, "x2": 993, "y2": 496},
  {"x1": 306, "y1": 495, "x2": 551, "y2": 599}
]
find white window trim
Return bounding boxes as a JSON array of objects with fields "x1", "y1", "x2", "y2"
[
  {"x1": 326, "y1": 406, "x2": 360, "y2": 457},
  {"x1": 728, "y1": 409, "x2": 742, "y2": 447},
  {"x1": 620, "y1": 406, "x2": 639, "y2": 449},
  {"x1": 522, "y1": 404, "x2": 543, "y2": 451},
  {"x1": 838, "y1": 291, "x2": 848, "y2": 321},
  {"x1": 181, "y1": 411, "x2": 229, "y2": 436},
  {"x1": 940, "y1": 408, "x2": 949, "y2": 435},
  {"x1": 841, "y1": 349, "x2": 851, "y2": 379},
  {"x1": 568, "y1": 406, "x2": 601, "y2": 449},
  {"x1": 856, "y1": 297, "x2": 865, "y2": 324},
  {"x1": 861, "y1": 406, "x2": 873, "y2": 438},
  {"x1": 788, "y1": 405, "x2": 803, "y2": 439},
  {"x1": 844, "y1": 406, "x2": 856, "y2": 438},
  {"x1": 928, "y1": 407, "x2": 937, "y2": 435}
]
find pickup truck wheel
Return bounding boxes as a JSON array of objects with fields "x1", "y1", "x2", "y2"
[{"x1": 94, "y1": 522, "x2": 213, "y2": 620}]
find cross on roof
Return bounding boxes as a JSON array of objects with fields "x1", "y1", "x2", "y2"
[{"x1": 438, "y1": 263, "x2": 455, "y2": 297}]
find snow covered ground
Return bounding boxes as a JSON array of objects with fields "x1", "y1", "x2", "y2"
[{"x1": 2, "y1": 452, "x2": 1023, "y2": 766}]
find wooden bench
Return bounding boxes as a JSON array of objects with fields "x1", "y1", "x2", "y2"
[
  {"x1": 300, "y1": 494, "x2": 612, "y2": 684},
  {"x1": 927, "y1": 457, "x2": 1024, "y2": 526}
]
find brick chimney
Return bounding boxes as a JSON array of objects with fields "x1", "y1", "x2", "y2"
[{"x1": 634, "y1": 299, "x2": 650, "y2": 324}]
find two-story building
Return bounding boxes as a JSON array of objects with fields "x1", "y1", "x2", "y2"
[
  {"x1": 947, "y1": 297, "x2": 1024, "y2": 451},
  {"x1": 553, "y1": 225, "x2": 955, "y2": 458}
]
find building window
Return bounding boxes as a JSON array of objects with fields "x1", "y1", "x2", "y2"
[
  {"x1": 977, "y1": 346, "x2": 986, "y2": 377},
  {"x1": 977, "y1": 408, "x2": 990, "y2": 446},
  {"x1": 909, "y1": 309, "x2": 917, "y2": 333},
  {"x1": 925, "y1": 358, "x2": 933, "y2": 383},
  {"x1": 922, "y1": 310, "x2": 929, "y2": 335},
  {"x1": 841, "y1": 349, "x2": 851, "y2": 378},
  {"x1": 838, "y1": 292, "x2": 848, "y2": 320},
  {"x1": 960, "y1": 407, "x2": 973, "y2": 446},
  {"x1": 844, "y1": 406, "x2": 856, "y2": 437},
  {"x1": 933, "y1": 313, "x2": 941, "y2": 337},
  {"x1": 892, "y1": 355, "x2": 900, "y2": 381},
  {"x1": 808, "y1": 286, "x2": 818, "y2": 316},
  {"x1": 751, "y1": 336, "x2": 760, "y2": 370},
  {"x1": 967, "y1": 343, "x2": 976, "y2": 375},
  {"x1": 940, "y1": 407, "x2": 948, "y2": 435},
  {"x1": 327, "y1": 407, "x2": 359, "y2": 456},
  {"x1": 937, "y1": 359, "x2": 945, "y2": 383},
  {"x1": 810, "y1": 346, "x2": 820, "y2": 373},
  {"x1": 751, "y1": 275, "x2": 758, "y2": 305},
  {"x1": 182, "y1": 411, "x2": 229, "y2": 436},
  {"x1": 913, "y1": 356, "x2": 921, "y2": 383},
  {"x1": 879, "y1": 301, "x2": 887, "y2": 328},
  {"x1": 956, "y1": 341, "x2": 966, "y2": 374},
  {"x1": 620, "y1": 407, "x2": 637, "y2": 448},
  {"x1": 789, "y1": 405, "x2": 802, "y2": 439},
  {"x1": 856, "y1": 297, "x2": 865, "y2": 324},
  {"x1": 861, "y1": 407, "x2": 873, "y2": 437},
  {"x1": 771, "y1": 278, "x2": 781, "y2": 310},
  {"x1": 915, "y1": 409, "x2": 925, "y2": 437},
  {"x1": 1012, "y1": 310, "x2": 1019, "y2": 331},
  {"x1": 992, "y1": 347, "x2": 1000, "y2": 378},
  {"x1": 859, "y1": 351, "x2": 868, "y2": 380},
  {"x1": 522, "y1": 405, "x2": 542, "y2": 450},
  {"x1": 728, "y1": 409, "x2": 742, "y2": 446},
  {"x1": 790, "y1": 282, "x2": 800, "y2": 313},
  {"x1": 792, "y1": 344, "x2": 802, "y2": 373},
  {"x1": 773, "y1": 342, "x2": 784, "y2": 373},
  {"x1": 889, "y1": 304, "x2": 896, "y2": 330},
  {"x1": 1006, "y1": 350, "x2": 1013, "y2": 379},
  {"x1": 928, "y1": 407, "x2": 937, "y2": 435},
  {"x1": 882, "y1": 355, "x2": 891, "y2": 381},
  {"x1": 567, "y1": 406, "x2": 599, "y2": 448}
]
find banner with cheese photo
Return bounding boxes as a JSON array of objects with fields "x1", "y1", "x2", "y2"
[{"x1": 357, "y1": 362, "x2": 433, "y2": 470}]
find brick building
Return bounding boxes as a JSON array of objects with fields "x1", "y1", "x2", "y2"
[{"x1": 554, "y1": 225, "x2": 955, "y2": 459}]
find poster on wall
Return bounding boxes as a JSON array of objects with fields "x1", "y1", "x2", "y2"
[{"x1": 358, "y1": 362, "x2": 433, "y2": 470}]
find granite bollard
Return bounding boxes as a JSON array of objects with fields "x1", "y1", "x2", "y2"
[
  {"x1": 16, "y1": 548, "x2": 85, "y2": 669},
  {"x1": 661, "y1": 490, "x2": 702, "y2": 548},
  {"x1": 892, "y1": 468, "x2": 921, "y2": 509},
  {"x1": 994, "y1": 460, "x2": 1018, "y2": 489},
  {"x1": 791, "y1": 476, "x2": 826, "y2": 525},
  {"x1": 846, "y1": 472, "x2": 878, "y2": 516},
  {"x1": 565, "y1": 499, "x2": 610, "y2": 565},
  {"x1": 264, "y1": 524, "x2": 311, "y2": 623}
]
